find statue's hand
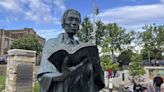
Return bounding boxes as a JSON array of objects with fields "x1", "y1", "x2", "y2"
[
  {"x1": 44, "y1": 72, "x2": 70, "y2": 81},
  {"x1": 75, "y1": 58, "x2": 88, "y2": 69},
  {"x1": 62, "y1": 56, "x2": 73, "y2": 73},
  {"x1": 62, "y1": 56, "x2": 88, "y2": 73}
]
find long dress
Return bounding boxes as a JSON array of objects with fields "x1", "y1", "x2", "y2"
[{"x1": 37, "y1": 33, "x2": 105, "y2": 92}]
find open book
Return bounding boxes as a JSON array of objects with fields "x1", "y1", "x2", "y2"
[{"x1": 48, "y1": 42, "x2": 99, "y2": 72}]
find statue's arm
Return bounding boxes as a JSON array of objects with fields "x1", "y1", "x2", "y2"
[
  {"x1": 39, "y1": 41, "x2": 77, "y2": 81},
  {"x1": 39, "y1": 39, "x2": 89, "y2": 82},
  {"x1": 49, "y1": 57, "x2": 88, "y2": 81},
  {"x1": 42, "y1": 72, "x2": 71, "y2": 81}
]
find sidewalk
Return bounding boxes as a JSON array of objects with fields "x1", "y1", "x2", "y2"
[{"x1": 99, "y1": 88, "x2": 118, "y2": 92}]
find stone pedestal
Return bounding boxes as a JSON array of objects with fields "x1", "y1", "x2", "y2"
[{"x1": 5, "y1": 49, "x2": 36, "y2": 92}]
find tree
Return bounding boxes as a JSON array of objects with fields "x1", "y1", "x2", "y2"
[
  {"x1": 129, "y1": 54, "x2": 145, "y2": 84},
  {"x1": 117, "y1": 49, "x2": 133, "y2": 69},
  {"x1": 101, "y1": 40, "x2": 118, "y2": 77},
  {"x1": 104, "y1": 23, "x2": 134, "y2": 63},
  {"x1": 95, "y1": 20, "x2": 106, "y2": 46},
  {"x1": 100, "y1": 55, "x2": 118, "y2": 73},
  {"x1": 10, "y1": 35, "x2": 42, "y2": 53},
  {"x1": 76, "y1": 17, "x2": 106, "y2": 47},
  {"x1": 77, "y1": 16, "x2": 93, "y2": 42},
  {"x1": 140, "y1": 24, "x2": 164, "y2": 60}
]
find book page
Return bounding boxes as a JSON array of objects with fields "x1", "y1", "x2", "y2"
[{"x1": 52, "y1": 42, "x2": 96, "y2": 54}]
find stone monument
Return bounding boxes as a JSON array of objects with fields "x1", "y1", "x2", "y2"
[{"x1": 5, "y1": 49, "x2": 36, "y2": 92}]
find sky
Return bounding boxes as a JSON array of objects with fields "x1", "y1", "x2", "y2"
[{"x1": 0, "y1": 0, "x2": 164, "y2": 40}]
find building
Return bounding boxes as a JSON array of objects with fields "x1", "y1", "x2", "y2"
[{"x1": 0, "y1": 28, "x2": 45, "y2": 56}]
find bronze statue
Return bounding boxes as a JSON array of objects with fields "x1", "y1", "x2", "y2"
[{"x1": 37, "y1": 9, "x2": 104, "y2": 92}]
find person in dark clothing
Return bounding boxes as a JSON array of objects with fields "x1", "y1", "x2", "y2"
[
  {"x1": 153, "y1": 74, "x2": 163, "y2": 92},
  {"x1": 141, "y1": 87, "x2": 148, "y2": 92},
  {"x1": 133, "y1": 81, "x2": 142, "y2": 92}
]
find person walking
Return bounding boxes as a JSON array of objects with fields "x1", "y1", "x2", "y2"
[
  {"x1": 133, "y1": 81, "x2": 142, "y2": 92},
  {"x1": 147, "y1": 79, "x2": 155, "y2": 92},
  {"x1": 153, "y1": 74, "x2": 163, "y2": 92},
  {"x1": 141, "y1": 87, "x2": 148, "y2": 92}
]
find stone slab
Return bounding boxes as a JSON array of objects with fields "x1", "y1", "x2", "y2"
[{"x1": 16, "y1": 64, "x2": 33, "y2": 92}]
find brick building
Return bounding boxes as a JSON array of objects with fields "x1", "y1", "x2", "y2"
[{"x1": 0, "y1": 28, "x2": 45, "y2": 56}]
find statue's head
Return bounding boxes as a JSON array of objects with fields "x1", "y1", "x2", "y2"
[{"x1": 62, "y1": 9, "x2": 81, "y2": 36}]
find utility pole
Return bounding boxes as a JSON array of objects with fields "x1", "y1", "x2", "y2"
[{"x1": 92, "y1": 0, "x2": 98, "y2": 44}]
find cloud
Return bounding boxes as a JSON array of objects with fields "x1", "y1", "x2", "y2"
[
  {"x1": 54, "y1": 0, "x2": 66, "y2": 13},
  {"x1": 97, "y1": 3, "x2": 164, "y2": 31},
  {"x1": 24, "y1": 0, "x2": 54, "y2": 23},
  {"x1": 121, "y1": 24, "x2": 144, "y2": 32},
  {"x1": 0, "y1": 0, "x2": 22, "y2": 12},
  {"x1": 99, "y1": 4, "x2": 164, "y2": 25},
  {"x1": 37, "y1": 29, "x2": 63, "y2": 40},
  {"x1": 0, "y1": 0, "x2": 66, "y2": 24}
]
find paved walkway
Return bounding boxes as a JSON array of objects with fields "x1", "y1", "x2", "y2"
[{"x1": 100, "y1": 88, "x2": 118, "y2": 92}]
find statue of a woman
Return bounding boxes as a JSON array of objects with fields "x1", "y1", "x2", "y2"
[{"x1": 37, "y1": 9, "x2": 104, "y2": 92}]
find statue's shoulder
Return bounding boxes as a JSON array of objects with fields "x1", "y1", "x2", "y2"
[
  {"x1": 46, "y1": 38, "x2": 57, "y2": 45},
  {"x1": 45, "y1": 33, "x2": 64, "y2": 47},
  {"x1": 43, "y1": 38, "x2": 60, "y2": 51}
]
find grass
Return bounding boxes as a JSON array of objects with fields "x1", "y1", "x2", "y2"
[
  {"x1": 34, "y1": 81, "x2": 40, "y2": 92},
  {"x1": 0, "y1": 76, "x2": 39, "y2": 92},
  {"x1": 0, "y1": 76, "x2": 6, "y2": 90}
]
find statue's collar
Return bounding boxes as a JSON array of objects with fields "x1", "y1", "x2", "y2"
[{"x1": 57, "y1": 33, "x2": 78, "y2": 44}]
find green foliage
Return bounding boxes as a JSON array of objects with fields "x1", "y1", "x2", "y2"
[
  {"x1": 0, "y1": 75, "x2": 39, "y2": 91},
  {"x1": 76, "y1": 17, "x2": 106, "y2": 47},
  {"x1": 77, "y1": 18, "x2": 134, "y2": 59},
  {"x1": 105, "y1": 23, "x2": 134, "y2": 55},
  {"x1": 0, "y1": 76, "x2": 6, "y2": 90},
  {"x1": 95, "y1": 20, "x2": 106, "y2": 46},
  {"x1": 117, "y1": 49, "x2": 133, "y2": 68},
  {"x1": 129, "y1": 54, "x2": 145, "y2": 77},
  {"x1": 141, "y1": 48, "x2": 162, "y2": 60},
  {"x1": 34, "y1": 81, "x2": 39, "y2": 92},
  {"x1": 100, "y1": 55, "x2": 118, "y2": 71},
  {"x1": 77, "y1": 17, "x2": 164, "y2": 63},
  {"x1": 77, "y1": 16, "x2": 93, "y2": 42},
  {"x1": 140, "y1": 24, "x2": 164, "y2": 60},
  {"x1": 102, "y1": 23, "x2": 134, "y2": 66},
  {"x1": 10, "y1": 35, "x2": 42, "y2": 53},
  {"x1": 101, "y1": 37, "x2": 111, "y2": 54}
]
